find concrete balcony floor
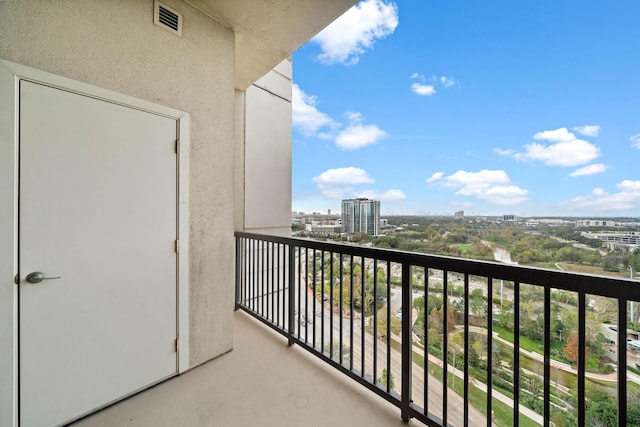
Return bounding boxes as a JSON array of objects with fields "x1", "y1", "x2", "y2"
[{"x1": 73, "y1": 311, "x2": 414, "y2": 427}]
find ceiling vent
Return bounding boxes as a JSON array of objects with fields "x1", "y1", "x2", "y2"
[{"x1": 154, "y1": 1, "x2": 182, "y2": 36}]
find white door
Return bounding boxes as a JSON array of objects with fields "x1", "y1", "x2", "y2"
[{"x1": 19, "y1": 81, "x2": 178, "y2": 426}]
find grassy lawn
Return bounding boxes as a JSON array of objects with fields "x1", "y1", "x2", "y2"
[
  {"x1": 389, "y1": 332, "x2": 636, "y2": 424},
  {"x1": 557, "y1": 262, "x2": 633, "y2": 279},
  {"x1": 492, "y1": 325, "x2": 574, "y2": 364},
  {"x1": 408, "y1": 348, "x2": 539, "y2": 427},
  {"x1": 451, "y1": 243, "x2": 474, "y2": 254}
]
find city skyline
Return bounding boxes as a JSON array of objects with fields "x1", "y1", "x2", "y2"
[{"x1": 291, "y1": 0, "x2": 640, "y2": 217}]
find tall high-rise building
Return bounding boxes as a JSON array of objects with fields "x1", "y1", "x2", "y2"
[{"x1": 341, "y1": 198, "x2": 380, "y2": 235}]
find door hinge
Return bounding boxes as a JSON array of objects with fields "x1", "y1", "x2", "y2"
[
  {"x1": 175, "y1": 138, "x2": 180, "y2": 154},
  {"x1": 175, "y1": 338, "x2": 179, "y2": 352},
  {"x1": 175, "y1": 239, "x2": 180, "y2": 253}
]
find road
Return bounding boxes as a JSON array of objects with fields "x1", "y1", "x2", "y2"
[
  {"x1": 291, "y1": 283, "x2": 490, "y2": 426},
  {"x1": 293, "y1": 283, "x2": 545, "y2": 426}
]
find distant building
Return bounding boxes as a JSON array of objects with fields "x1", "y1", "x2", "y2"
[
  {"x1": 454, "y1": 210, "x2": 464, "y2": 219},
  {"x1": 576, "y1": 219, "x2": 618, "y2": 227},
  {"x1": 341, "y1": 198, "x2": 380, "y2": 235},
  {"x1": 503, "y1": 214, "x2": 516, "y2": 221},
  {"x1": 537, "y1": 218, "x2": 572, "y2": 226},
  {"x1": 327, "y1": 209, "x2": 331, "y2": 215},
  {"x1": 582, "y1": 231, "x2": 640, "y2": 249},
  {"x1": 304, "y1": 222, "x2": 341, "y2": 235}
]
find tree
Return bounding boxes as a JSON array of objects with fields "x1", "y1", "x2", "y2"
[
  {"x1": 472, "y1": 336, "x2": 487, "y2": 361},
  {"x1": 449, "y1": 333, "x2": 464, "y2": 387},
  {"x1": 469, "y1": 288, "x2": 487, "y2": 319},
  {"x1": 377, "y1": 311, "x2": 401, "y2": 337},
  {"x1": 444, "y1": 303, "x2": 457, "y2": 332},
  {"x1": 351, "y1": 232, "x2": 371, "y2": 243},
  {"x1": 558, "y1": 309, "x2": 577, "y2": 342},
  {"x1": 563, "y1": 331, "x2": 582, "y2": 363},
  {"x1": 469, "y1": 346, "x2": 480, "y2": 367},
  {"x1": 591, "y1": 296, "x2": 616, "y2": 323},
  {"x1": 520, "y1": 300, "x2": 544, "y2": 341},
  {"x1": 378, "y1": 368, "x2": 394, "y2": 389},
  {"x1": 585, "y1": 312, "x2": 609, "y2": 358},
  {"x1": 373, "y1": 235, "x2": 400, "y2": 249},
  {"x1": 428, "y1": 306, "x2": 443, "y2": 334},
  {"x1": 585, "y1": 390, "x2": 617, "y2": 427},
  {"x1": 427, "y1": 328, "x2": 441, "y2": 351}
]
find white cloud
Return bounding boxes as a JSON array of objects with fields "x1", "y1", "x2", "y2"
[
  {"x1": 293, "y1": 85, "x2": 386, "y2": 150},
  {"x1": 335, "y1": 113, "x2": 387, "y2": 149},
  {"x1": 573, "y1": 125, "x2": 601, "y2": 137},
  {"x1": 292, "y1": 83, "x2": 337, "y2": 136},
  {"x1": 513, "y1": 127, "x2": 600, "y2": 166},
  {"x1": 410, "y1": 74, "x2": 455, "y2": 96},
  {"x1": 427, "y1": 169, "x2": 529, "y2": 205},
  {"x1": 315, "y1": 185, "x2": 355, "y2": 199},
  {"x1": 345, "y1": 111, "x2": 364, "y2": 122},
  {"x1": 569, "y1": 163, "x2": 608, "y2": 177},
  {"x1": 439, "y1": 76, "x2": 455, "y2": 88},
  {"x1": 411, "y1": 83, "x2": 436, "y2": 96},
  {"x1": 357, "y1": 189, "x2": 406, "y2": 200},
  {"x1": 561, "y1": 180, "x2": 640, "y2": 212},
  {"x1": 630, "y1": 133, "x2": 640, "y2": 149},
  {"x1": 533, "y1": 128, "x2": 576, "y2": 143},
  {"x1": 426, "y1": 172, "x2": 444, "y2": 183},
  {"x1": 313, "y1": 167, "x2": 404, "y2": 200},
  {"x1": 494, "y1": 148, "x2": 514, "y2": 156},
  {"x1": 618, "y1": 180, "x2": 640, "y2": 192},
  {"x1": 312, "y1": 0, "x2": 399, "y2": 65},
  {"x1": 442, "y1": 170, "x2": 511, "y2": 187},
  {"x1": 313, "y1": 167, "x2": 374, "y2": 185}
]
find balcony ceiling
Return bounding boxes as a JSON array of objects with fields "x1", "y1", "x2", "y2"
[{"x1": 185, "y1": 0, "x2": 358, "y2": 90}]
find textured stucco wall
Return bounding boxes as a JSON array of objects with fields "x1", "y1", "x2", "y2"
[{"x1": 0, "y1": 0, "x2": 235, "y2": 368}]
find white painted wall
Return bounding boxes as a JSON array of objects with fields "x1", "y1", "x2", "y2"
[
  {"x1": 243, "y1": 60, "x2": 293, "y2": 237},
  {"x1": 0, "y1": 0, "x2": 234, "y2": 382}
]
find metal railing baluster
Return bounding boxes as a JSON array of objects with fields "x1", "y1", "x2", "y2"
[
  {"x1": 618, "y1": 298, "x2": 628, "y2": 427},
  {"x1": 373, "y1": 258, "x2": 378, "y2": 385},
  {"x1": 424, "y1": 267, "x2": 428, "y2": 416},
  {"x1": 487, "y1": 277, "x2": 493, "y2": 427},
  {"x1": 330, "y1": 252, "x2": 334, "y2": 359},
  {"x1": 350, "y1": 255, "x2": 354, "y2": 371},
  {"x1": 443, "y1": 270, "x2": 448, "y2": 426},
  {"x1": 401, "y1": 262, "x2": 412, "y2": 423},
  {"x1": 361, "y1": 256, "x2": 365, "y2": 377},
  {"x1": 313, "y1": 249, "x2": 317, "y2": 349},
  {"x1": 321, "y1": 250, "x2": 325, "y2": 353},
  {"x1": 386, "y1": 261, "x2": 391, "y2": 394},
  {"x1": 577, "y1": 292, "x2": 586, "y2": 427},
  {"x1": 340, "y1": 253, "x2": 344, "y2": 366},
  {"x1": 513, "y1": 281, "x2": 520, "y2": 427},
  {"x1": 543, "y1": 287, "x2": 551, "y2": 427},
  {"x1": 463, "y1": 273, "x2": 469, "y2": 427}
]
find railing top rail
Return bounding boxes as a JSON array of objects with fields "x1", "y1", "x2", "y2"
[{"x1": 235, "y1": 231, "x2": 640, "y2": 300}]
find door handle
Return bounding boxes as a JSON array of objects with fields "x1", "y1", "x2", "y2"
[{"x1": 25, "y1": 272, "x2": 62, "y2": 284}]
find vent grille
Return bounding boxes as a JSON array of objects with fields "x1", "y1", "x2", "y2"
[{"x1": 154, "y1": 1, "x2": 182, "y2": 36}]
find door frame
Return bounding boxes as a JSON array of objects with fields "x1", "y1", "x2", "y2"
[{"x1": 0, "y1": 59, "x2": 190, "y2": 427}]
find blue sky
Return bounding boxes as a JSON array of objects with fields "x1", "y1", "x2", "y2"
[{"x1": 291, "y1": 0, "x2": 640, "y2": 217}]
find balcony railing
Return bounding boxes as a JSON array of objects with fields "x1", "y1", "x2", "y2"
[{"x1": 235, "y1": 232, "x2": 640, "y2": 427}]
